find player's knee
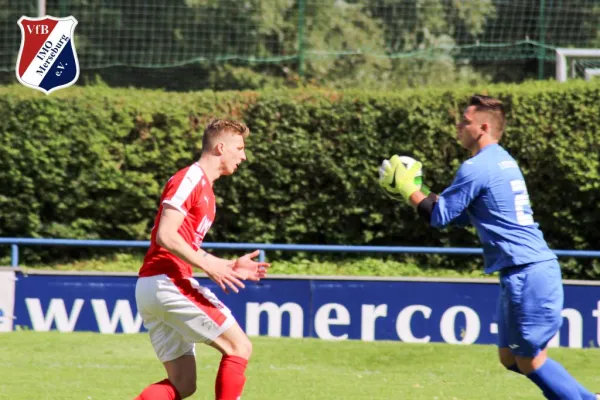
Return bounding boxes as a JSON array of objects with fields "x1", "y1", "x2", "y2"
[
  {"x1": 243, "y1": 337, "x2": 253, "y2": 359},
  {"x1": 499, "y1": 355, "x2": 515, "y2": 369},
  {"x1": 167, "y1": 370, "x2": 196, "y2": 398},
  {"x1": 175, "y1": 378, "x2": 196, "y2": 398},
  {"x1": 229, "y1": 335, "x2": 252, "y2": 359},
  {"x1": 221, "y1": 335, "x2": 252, "y2": 359},
  {"x1": 215, "y1": 325, "x2": 253, "y2": 359},
  {"x1": 498, "y1": 349, "x2": 516, "y2": 369}
]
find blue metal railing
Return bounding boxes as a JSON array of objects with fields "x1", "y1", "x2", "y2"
[{"x1": 1, "y1": 237, "x2": 600, "y2": 268}]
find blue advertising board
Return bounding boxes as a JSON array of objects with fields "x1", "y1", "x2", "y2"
[{"x1": 9, "y1": 271, "x2": 600, "y2": 348}]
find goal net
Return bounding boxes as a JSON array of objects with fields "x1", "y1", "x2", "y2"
[{"x1": 556, "y1": 48, "x2": 600, "y2": 82}]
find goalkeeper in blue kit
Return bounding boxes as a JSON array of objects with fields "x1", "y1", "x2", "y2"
[{"x1": 379, "y1": 95, "x2": 597, "y2": 399}]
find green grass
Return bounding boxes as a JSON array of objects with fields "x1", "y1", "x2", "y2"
[
  {"x1": 1, "y1": 332, "x2": 599, "y2": 399},
  {"x1": 17, "y1": 253, "x2": 492, "y2": 278}
]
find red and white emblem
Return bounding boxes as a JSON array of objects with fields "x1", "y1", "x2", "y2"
[{"x1": 16, "y1": 16, "x2": 80, "y2": 95}]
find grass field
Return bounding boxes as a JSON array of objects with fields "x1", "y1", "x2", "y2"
[{"x1": 1, "y1": 332, "x2": 599, "y2": 399}]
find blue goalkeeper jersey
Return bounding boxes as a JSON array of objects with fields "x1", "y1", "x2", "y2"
[{"x1": 431, "y1": 144, "x2": 557, "y2": 274}]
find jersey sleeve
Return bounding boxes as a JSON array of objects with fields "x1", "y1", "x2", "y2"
[
  {"x1": 431, "y1": 161, "x2": 486, "y2": 229},
  {"x1": 161, "y1": 173, "x2": 200, "y2": 216},
  {"x1": 452, "y1": 210, "x2": 471, "y2": 227}
]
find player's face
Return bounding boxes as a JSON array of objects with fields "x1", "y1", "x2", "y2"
[
  {"x1": 220, "y1": 133, "x2": 247, "y2": 175},
  {"x1": 456, "y1": 106, "x2": 481, "y2": 151}
]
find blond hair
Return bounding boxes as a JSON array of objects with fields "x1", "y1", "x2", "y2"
[{"x1": 201, "y1": 119, "x2": 250, "y2": 153}]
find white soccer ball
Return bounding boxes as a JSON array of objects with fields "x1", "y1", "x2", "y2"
[
  {"x1": 398, "y1": 156, "x2": 422, "y2": 179},
  {"x1": 378, "y1": 155, "x2": 424, "y2": 195}
]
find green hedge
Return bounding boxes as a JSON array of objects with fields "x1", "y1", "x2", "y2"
[{"x1": 1, "y1": 82, "x2": 599, "y2": 277}]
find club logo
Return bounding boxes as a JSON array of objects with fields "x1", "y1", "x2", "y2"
[{"x1": 16, "y1": 16, "x2": 79, "y2": 94}]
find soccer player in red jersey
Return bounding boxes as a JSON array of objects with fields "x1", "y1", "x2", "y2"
[{"x1": 134, "y1": 119, "x2": 270, "y2": 400}]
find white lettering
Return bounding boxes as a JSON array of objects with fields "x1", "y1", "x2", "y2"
[
  {"x1": 245, "y1": 302, "x2": 303, "y2": 338},
  {"x1": 396, "y1": 305, "x2": 432, "y2": 343},
  {"x1": 548, "y1": 308, "x2": 583, "y2": 348},
  {"x1": 593, "y1": 301, "x2": 600, "y2": 347},
  {"x1": 510, "y1": 179, "x2": 534, "y2": 225},
  {"x1": 315, "y1": 303, "x2": 350, "y2": 340},
  {"x1": 35, "y1": 41, "x2": 53, "y2": 61},
  {"x1": 194, "y1": 215, "x2": 213, "y2": 247},
  {"x1": 25, "y1": 298, "x2": 84, "y2": 332},
  {"x1": 498, "y1": 160, "x2": 518, "y2": 169},
  {"x1": 91, "y1": 299, "x2": 143, "y2": 334},
  {"x1": 361, "y1": 304, "x2": 387, "y2": 341},
  {"x1": 27, "y1": 25, "x2": 49, "y2": 35},
  {"x1": 440, "y1": 306, "x2": 480, "y2": 344}
]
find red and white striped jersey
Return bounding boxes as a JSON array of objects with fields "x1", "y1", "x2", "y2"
[{"x1": 139, "y1": 163, "x2": 216, "y2": 279}]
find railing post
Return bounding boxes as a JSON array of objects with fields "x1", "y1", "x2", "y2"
[
  {"x1": 38, "y1": 0, "x2": 46, "y2": 17},
  {"x1": 297, "y1": 0, "x2": 306, "y2": 78},
  {"x1": 538, "y1": 0, "x2": 546, "y2": 80},
  {"x1": 60, "y1": 0, "x2": 67, "y2": 17},
  {"x1": 259, "y1": 250, "x2": 266, "y2": 263},
  {"x1": 11, "y1": 244, "x2": 19, "y2": 267}
]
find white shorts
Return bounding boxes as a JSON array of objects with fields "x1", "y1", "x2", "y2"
[{"x1": 135, "y1": 274, "x2": 236, "y2": 363}]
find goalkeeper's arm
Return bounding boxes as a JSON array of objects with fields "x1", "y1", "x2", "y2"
[{"x1": 408, "y1": 190, "x2": 438, "y2": 224}]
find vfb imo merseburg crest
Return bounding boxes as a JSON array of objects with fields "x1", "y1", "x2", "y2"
[{"x1": 16, "y1": 16, "x2": 79, "y2": 95}]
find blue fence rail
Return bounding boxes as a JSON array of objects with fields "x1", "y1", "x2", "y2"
[{"x1": 1, "y1": 238, "x2": 600, "y2": 268}]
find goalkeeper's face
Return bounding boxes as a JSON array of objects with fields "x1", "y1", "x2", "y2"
[
  {"x1": 220, "y1": 132, "x2": 247, "y2": 175},
  {"x1": 456, "y1": 106, "x2": 483, "y2": 151}
]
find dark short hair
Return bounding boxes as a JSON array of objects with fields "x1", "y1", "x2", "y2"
[
  {"x1": 201, "y1": 119, "x2": 250, "y2": 153},
  {"x1": 469, "y1": 95, "x2": 506, "y2": 139}
]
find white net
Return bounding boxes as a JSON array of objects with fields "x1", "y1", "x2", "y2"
[
  {"x1": 573, "y1": 60, "x2": 600, "y2": 80},
  {"x1": 556, "y1": 48, "x2": 600, "y2": 82}
]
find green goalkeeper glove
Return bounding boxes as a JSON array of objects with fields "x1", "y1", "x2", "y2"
[{"x1": 378, "y1": 155, "x2": 424, "y2": 202}]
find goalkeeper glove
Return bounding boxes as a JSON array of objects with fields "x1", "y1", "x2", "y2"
[{"x1": 378, "y1": 155, "x2": 425, "y2": 202}]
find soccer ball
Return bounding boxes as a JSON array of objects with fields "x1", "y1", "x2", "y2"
[
  {"x1": 379, "y1": 155, "x2": 424, "y2": 200},
  {"x1": 397, "y1": 156, "x2": 423, "y2": 188}
]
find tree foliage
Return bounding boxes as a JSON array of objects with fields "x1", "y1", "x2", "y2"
[{"x1": 1, "y1": 82, "x2": 599, "y2": 277}]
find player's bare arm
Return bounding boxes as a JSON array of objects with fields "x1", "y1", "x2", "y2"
[
  {"x1": 156, "y1": 204, "x2": 246, "y2": 293},
  {"x1": 234, "y1": 250, "x2": 270, "y2": 281},
  {"x1": 409, "y1": 191, "x2": 439, "y2": 222},
  {"x1": 197, "y1": 248, "x2": 270, "y2": 282}
]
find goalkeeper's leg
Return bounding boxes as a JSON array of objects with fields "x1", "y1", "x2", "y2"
[{"x1": 500, "y1": 260, "x2": 597, "y2": 400}]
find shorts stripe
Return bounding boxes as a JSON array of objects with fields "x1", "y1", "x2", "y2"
[{"x1": 171, "y1": 278, "x2": 227, "y2": 327}]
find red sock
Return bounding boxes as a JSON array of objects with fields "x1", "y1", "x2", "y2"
[
  {"x1": 215, "y1": 355, "x2": 248, "y2": 400},
  {"x1": 135, "y1": 379, "x2": 181, "y2": 400}
]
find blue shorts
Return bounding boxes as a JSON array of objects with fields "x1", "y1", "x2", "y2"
[{"x1": 496, "y1": 259, "x2": 564, "y2": 357}]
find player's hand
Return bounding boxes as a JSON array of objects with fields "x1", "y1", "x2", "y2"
[
  {"x1": 204, "y1": 263, "x2": 246, "y2": 294},
  {"x1": 233, "y1": 250, "x2": 271, "y2": 282},
  {"x1": 378, "y1": 155, "x2": 422, "y2": 202}
]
